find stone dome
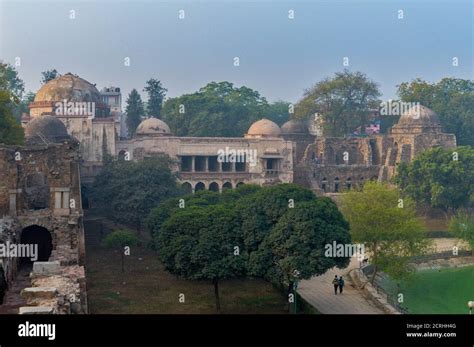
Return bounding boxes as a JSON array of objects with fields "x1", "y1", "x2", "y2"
[
  {"x1": 281, "y1": 119, "x2": 308, "y2": 134},
  {"x1": 25, "y1": 115, "x2": 70, "y2": 144},
  {"x1": 245, "y1": 118, "x2": 281, "y2": 138},
  {"x1": 392, "y1": 105, "x2": 442, "y2": 134},
  {"x1": 34, "y1": 73, "x2": 103, "y2": 104},
  {"x1": 136, "y1": 118, "x2": 171, "y2": 136}
]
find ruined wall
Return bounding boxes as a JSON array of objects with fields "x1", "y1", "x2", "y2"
[{"x1": 0, "y1": 142, "x2": 84, "y2": 265}]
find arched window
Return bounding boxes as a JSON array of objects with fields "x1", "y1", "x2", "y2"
[
  {"x1": 181, "y1": 182, "x2": 192, "y2": 194},
  {"x1": 209, "y1": 182, "x2": 219, "y2": 192},
  {"x1": 195, "y1": 182, "x2": 205, "y2": 191},
  {"x1": 222, "y1": 182, "x2": 232, "y2": 190}
]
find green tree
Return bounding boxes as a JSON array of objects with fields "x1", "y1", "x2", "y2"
[
  {"x1": 0, "y1": 63, "x2": 24, "y2": 99},
  {"x1": 41, "y1": 69, "x2": 60, "y2": 84},
  {"x1": 397, "y1": 78, "x2": 474, "y2": 147},
  {"x1": 254, "y1": 198, "x2": 351, "y2": 296},
  {"x1": 294, "y1": 70, "x2": 381, "y2": 136},
  {"x1": 236, "y1": 184, "x2": 315, "y2": 254},
  {"x1": 144, "y1": 78, "x2": 167, "y2": 118},
  {"x1": 158, "y1": 205, "x2": 246, "y2": 312},
  {"x1": 0, "y1": 65, "x2": 24, "y2": 145},
  {"x1": 449, "y1": 211, "x2": 474, "y2": 249},
  {"x1": 264, "y1": 100, "x2": 291, "y2": 126},
  {"x1": 91, "y1": 156, "x2": 181, "y2": 232},
  {"x1": 340, "y1": 181, "x2": 431, "y2": 283},
  {"x1": 103, "y1": 230, "x2": 139, "y2": 272},
  {"x1": 395, "y1": 147, "x2": 474, "y2": 213},
  {"x1": 125, "y1": 89, "x2": 145, "y2": 137},
  {"x1": 161, "y1": 81, "x2": 268, "y2": 137}
]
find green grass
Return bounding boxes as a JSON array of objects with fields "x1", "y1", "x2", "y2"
[{"x1": 380, "y1": 266, "x2": 474, "y2": 314}]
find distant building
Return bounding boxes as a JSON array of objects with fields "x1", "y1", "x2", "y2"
[
  {"x1": 101, "y1": 86, "x2": 127, "y2": 139},
  {"x1": 25, "y1": 73, "x2": 457, "y2": 195}
]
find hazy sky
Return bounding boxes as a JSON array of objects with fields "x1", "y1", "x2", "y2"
[{"x1": 1, "y1": 0, "x2": 472, "y2": 105}]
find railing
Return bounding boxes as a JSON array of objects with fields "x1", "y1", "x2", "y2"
[
  {"x1": 361, "y1": 265, "x2": 410, "y2": 314},
  {"x1": 265, "y1": 169, "x2": 279, "y2": 177}
]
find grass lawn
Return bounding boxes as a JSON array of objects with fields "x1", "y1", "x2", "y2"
[
  {"x1": 84, "y1": 220, "x2": 289, "y2": 314},
  {"x1": 380, "y1": 266, "x2": 474, "y2": 314}
]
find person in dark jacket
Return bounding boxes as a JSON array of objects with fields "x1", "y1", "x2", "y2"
[
  {"x1": 332, "y1": 275, "x2": 339, "y2": 295},
  {"x1": 338, "y1": 276, "x2": 345, "y2": 294}
]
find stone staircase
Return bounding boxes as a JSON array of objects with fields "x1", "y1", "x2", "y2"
[{"x1": 0, "y1": 265, "x2": 31, "y2": 314}]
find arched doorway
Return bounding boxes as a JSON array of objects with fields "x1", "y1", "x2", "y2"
[
  {"x1": 181, "y1": 182, "x2": 192, "y2": 194},
  {"x1": 209, "y1": 182, "x2": 219, "y2": 192},
  {"x1": 195, "y1": 182, "x2": 205, "y2": 192},
  {"x1": 222, "y1": 182, "x2": 232, "y2": 190},
  {"x1": 20, "y1": 225, "x2": 53, "y2": 264}
]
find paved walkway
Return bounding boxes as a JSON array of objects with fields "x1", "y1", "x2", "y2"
[{"x1": 297, "y1": 258, "x2": 383, "y2": 314}]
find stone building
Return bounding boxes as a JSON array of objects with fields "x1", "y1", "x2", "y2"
[
  {"x1": 23, "y1": 73, "x2": 456, "y2": 197},
  {"x1": 0, "y1": 116, "x2": 86, "y2": 313},
  {"x1": 118, "y1": 118, "x2": 295, "y2": 193},
  {"x1": 296, "y1": 105, "x2": 457, "y2": 193},
  {"x1": 28, "y1": 73, "x2": 117, "y2": 184}
]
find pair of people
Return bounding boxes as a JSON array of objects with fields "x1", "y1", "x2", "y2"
[{"x1": 332, "y1": 275, "x2": 344, "y2": 295}]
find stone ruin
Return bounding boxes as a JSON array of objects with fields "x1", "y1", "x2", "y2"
[{"x1": 0, "y1": 117, "x2": 87, "y2": 314}]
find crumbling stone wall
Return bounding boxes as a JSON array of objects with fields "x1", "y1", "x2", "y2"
[{"x1": 0, "y1": 141, "x2": 87, "y2": 313}]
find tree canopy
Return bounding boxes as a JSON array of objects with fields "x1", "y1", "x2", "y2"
[
  {"x1": 395, "y1": 146, "x2": 474, "y2": 212},
  {"x1": 144, "y1": 78, "x2": 167, "y2": 118},
  {"x1": 90, "y1": 156, "x2": 181, "y2": 232},
  {"x1": 449, "y1": 211, "x2": 474, "y2": 249},
  {"x1": 103, "y1": 230, "x2": 139, "y2": 272},
  {"x1": 149, "y1": 184, "x2": 351, "y2": 311},
  {"x1": 397, "y1": 78, "x2": 474, "y2": 147},
  {"x1": 0, "y1": 63, "x2": 24, "y2": 144},
  {"x1": 161, "y1": 81, "x2": 271, "y2": 137},
  {"x1": 125, "y1": 89, "x2": 145, "y2": 137},
  {"x1": 41, "y1": 69, "x2": 60, "y2": 84},
  {"x1": 340, "y1": 181, "x2": 431, "y2": 283},
  {"x1": 294, "y1": 70, "x2": 381, "y2": 136}
]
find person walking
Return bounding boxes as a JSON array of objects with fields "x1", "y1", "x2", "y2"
[
  {"x1": 332, "y1": 275, "x2": 339, "y2": 295},
  {"x1": 338, "y1": 276, "x2": 345, "y2": 294}
]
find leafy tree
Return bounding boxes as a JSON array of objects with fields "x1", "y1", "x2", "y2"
[
  {"x1": 253, "y1": 198, "x2": 351, "y2": 295},
  {"x1": 340, "y1": 181, "x2": 431, "y2": 283},
  {"x1": 91, "y1": 156, "x2": 181, "y2": 232},
  {"x1": 0, "y1": 90, "x2": 24, "y2": 144},
  {"x1": 395, "y1": 147, "x2": 474, "y2": 213},
  {"x1": 158, "y1": 205, "x2": 246, "y2": 312},
  {"x1": 0, "y1": 65, "x2": 24, "y2": 144},
  {"x1": 397, "y1": 78, "x2": 474, "y2": 147},
  {"x1": 0, "y1": 63, "x2": 24, "y2": 99},
  {"x1": 449, "y1": 211, "x2": 474, "y2": 249},
  {"x1": 41, "y1": 69, "x2": 60, "y2": 84},
  {"x1": 161, "y1": 81, "x2": 268, "y2": 137},
  {"x1": 264, "y1": 100, "x2": 291, "y2": 126},
  {"x1": 125, "y1": 89, "x2": 145, "y2": 137},
  {"x1": 235, "y1": 184, "x2": 315, "y2": 253},
  {"x1": 144, "y1": 78, "x2": 167, "y2": 118},
  {"x1": 103, "y1": 230, "x2": 139, "y2": 272},
  {"x1": 294, "y1": 70, "x2": 381, "y2": 136}
]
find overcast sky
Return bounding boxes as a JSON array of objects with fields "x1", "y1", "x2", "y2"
[{"x1": 1, "y1": 0, "x2": 472, "y2": 105}]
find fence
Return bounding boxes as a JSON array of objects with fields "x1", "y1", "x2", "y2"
[{"x1": 361, "y1": 265, "x2": 410, "y2": 314}]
